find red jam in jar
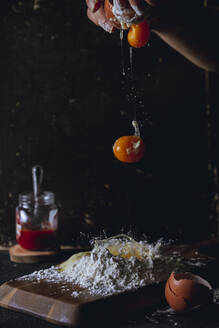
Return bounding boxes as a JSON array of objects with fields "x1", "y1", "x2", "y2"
[
  {"x1": 16, "y1": 191, "x2": 58, "y2": 251},
  {"x1": 17, "y1": 229, "x2": 57, "y2": 251}
]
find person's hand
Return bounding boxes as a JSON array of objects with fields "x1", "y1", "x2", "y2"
[
  {"x1": 86, "y1": 0, "x2": 115, "y2": 33},
  {"x1": 86, "y1": 0, "x2": 150, "y2": 33},
  {"x1": 86, "y1": 0, "x2": 175, "y2": 32}
]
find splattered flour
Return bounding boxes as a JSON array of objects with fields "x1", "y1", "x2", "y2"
[
  {"x1": 18, "y1": 236, "x2": 204, "y2": 298},
  {"x1": 63, "y1": 245, "x2": 157, "y2": 295},
  {"x1": 19, "y1": 237, "x2": 169, "y2": 297}
]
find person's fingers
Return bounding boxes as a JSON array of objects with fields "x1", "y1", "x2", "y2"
[
  {"x1": 128, "y1": 0, "x2": 145, "y2": 16},
  {"x1": 87, "y1": 7, "x2": 116, "y2": 33},
  {"x1": 145, "y1": 0, "x2": 171, "y2": 7},
  {"x1": 114, "y1": 0, "x2": 130, "y2": 11},
  {"x1": 113, "y1": 0, "x2": 138, "y2": 24},
  {"x1": 86, "y1": 0, "x2": 104, "y2": 12},
  {"x1": 145, "y1": 0, "x2": 157, "y2": 6}
]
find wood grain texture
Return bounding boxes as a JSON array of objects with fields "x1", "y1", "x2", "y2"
[
  {"x1": 1, "y1": 240, "x2": 219, "y2": 326},
  {"x1": 0, "y1": 278, "x2": 165, "y2": 327},
  {"x1": 9, "y1": 244, "x2": 60, "y2": 263}
]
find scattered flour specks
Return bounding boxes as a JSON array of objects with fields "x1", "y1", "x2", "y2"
[
  {"x1": 18, "y1": 237, "x2": 208, "y2": 298},
  {"x1": 19, "y1": 239, "x2": 164, "y2": 297}
]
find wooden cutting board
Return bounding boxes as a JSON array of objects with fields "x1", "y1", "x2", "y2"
[
  {"x1": 0, "y1": 240, "x2": 218, "y2": 327},
  {"x1": 0, "y1": 278, "x2": 165, "y2": 327}
]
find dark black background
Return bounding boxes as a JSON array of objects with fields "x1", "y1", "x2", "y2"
[{"x1": 0, "y1": 0, "x2": 218, "y2": 246}]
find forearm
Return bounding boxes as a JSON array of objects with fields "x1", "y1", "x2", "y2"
[{"x1": 150, "y1": 5, "x2": 219, "y2": 72}]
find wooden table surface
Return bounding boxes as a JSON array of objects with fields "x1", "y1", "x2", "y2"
[{"x1": 1, "y1": 245, "x2": 219, "y2": 328}]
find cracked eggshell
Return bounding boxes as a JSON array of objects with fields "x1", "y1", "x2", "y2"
[
  {"x1": 165, "y1": 272, "x2": 213, "y2": 312},
  {"x1": 104, "y1": 0, "x2": 141, "y2": 29},
  {"x1": 104, "y1": 0, "x2": 122, "y2": 29}
]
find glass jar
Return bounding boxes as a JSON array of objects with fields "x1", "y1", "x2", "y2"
[{"x1": 16, "y1": 191, "x2": 58, "y2": 251}]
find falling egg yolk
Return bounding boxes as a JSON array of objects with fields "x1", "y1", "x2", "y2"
[
  {"x1": 128, "y1": 20, "x2": 150, "y2": 48},
  {"x1": 113, "y1": 135, "x2": 145, "y2": 163}
]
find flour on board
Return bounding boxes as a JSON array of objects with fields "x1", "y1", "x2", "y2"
[{"x1": 18, "y1": 236, "x2": 204, "y2": 297}]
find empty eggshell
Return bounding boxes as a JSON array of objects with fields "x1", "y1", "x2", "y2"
[{"x1": 165, "y1": 272, "x2": 213, "y2": 312}]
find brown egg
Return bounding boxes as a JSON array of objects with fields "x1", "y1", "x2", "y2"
[{"x1": 165, "y1": 272, "x2": 213, "y2": 312}]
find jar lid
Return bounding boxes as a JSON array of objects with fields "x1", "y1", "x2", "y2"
[{"x1": 19, "y1": 191, "x2": 55, "y2": 208}]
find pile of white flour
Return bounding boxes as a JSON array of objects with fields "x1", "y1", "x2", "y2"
[
  {"x1": 20, "y1": 238, "x2": 166, "y2": 297},
  {"x1": 63, "y1": 245, "x2": 159, "y2": 295}
]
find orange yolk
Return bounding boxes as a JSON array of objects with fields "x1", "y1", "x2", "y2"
[
  {"x1": 128, "y1": 20, "x2": 150, "y2": 48},
  {"x1": 113, "y1": 135, "x2": 145, "y2": 163}
]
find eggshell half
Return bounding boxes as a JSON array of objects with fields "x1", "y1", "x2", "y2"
[
  {"x1": 104, "y1": 0, "x2": 143, "y2": 29},
  {"x1": 104, "y1": 0, "x2": 122, "y2": 29},
  {"x1": 165, "y1": 272, "x2": 213, "y2": 312}
]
